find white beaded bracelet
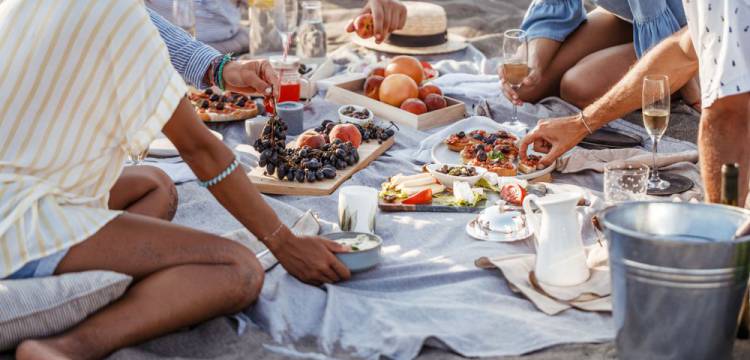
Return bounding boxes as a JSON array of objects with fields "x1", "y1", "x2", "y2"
[{"x1": 198, "y1": 157, "x2": 239, "y2": 188}]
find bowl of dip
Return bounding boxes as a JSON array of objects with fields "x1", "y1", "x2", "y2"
[{"x1": 324, "y1": 232, "x2": 383, "y2": 272}]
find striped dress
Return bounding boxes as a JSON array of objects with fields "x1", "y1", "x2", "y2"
[{"x1": 0, "y1": 0, "x2": 188, "y2": 277}]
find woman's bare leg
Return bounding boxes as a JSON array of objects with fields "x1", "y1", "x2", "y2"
[
  {"x1": 516, "y1": 7, "x2": 633, "y2": 103},
  {"x1": 16, "y1": 213, "x2": 263, "y2": 360},
  {"x1": 560, "y1": 43, "x2": 638, "y2": 108},
  {"x1": 109, "y1": 166, "x2": 178, "y2": 221}
]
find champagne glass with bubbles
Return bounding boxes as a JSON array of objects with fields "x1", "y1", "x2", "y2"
[
  {"x1": 502, "y1": 29, "x2": 529, "y2": 127},
  {"x1": 273, "y1": 0, "x2": 298, "y2": 60},
  {"x1": 642, "y1": 74, "x2": 671, "y2": 191}
]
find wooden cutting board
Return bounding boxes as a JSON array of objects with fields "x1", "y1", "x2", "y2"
[{"x1": 247, "y1": 137, "x2": 395, "y2": 196}]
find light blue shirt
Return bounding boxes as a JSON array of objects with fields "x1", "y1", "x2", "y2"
[
  {"x1": 521, "y1": 0, "x2": 688, "y2": 57},
  {"x1": 147, "y1": 7, "x2": 221, "y2": 89}
]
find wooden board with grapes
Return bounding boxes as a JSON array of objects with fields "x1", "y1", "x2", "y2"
[{"x1": 247, "y1": 117, "x2": 397, "y2": 196}]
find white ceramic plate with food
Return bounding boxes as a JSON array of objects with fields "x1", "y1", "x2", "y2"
[
  {"x1": 430, "y1": 123, "x2": 554, "y2": 180},
  {"x1": 149, "y1": 130, "x2": 223, "y2": 157}
]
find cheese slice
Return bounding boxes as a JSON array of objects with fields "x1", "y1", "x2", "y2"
[{"x1": 402, "y1": 183, "x2": 446, "y2": 196}]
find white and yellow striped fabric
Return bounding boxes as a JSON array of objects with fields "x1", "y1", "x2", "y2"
[{"x1": 0, "y1": 0, "x2": 187, "y2": 277}]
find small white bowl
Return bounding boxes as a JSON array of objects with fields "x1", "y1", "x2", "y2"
[
  {"x1": 426, "y1": 163, "x2": 487, "y2": 189},
  {"x1": 338, "y1": 104, "x2": 374, "y2": 125}
]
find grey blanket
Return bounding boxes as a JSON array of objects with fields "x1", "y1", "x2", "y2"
[{"x1": 110, "y1": 57, "x2": 701, "y2": 358}]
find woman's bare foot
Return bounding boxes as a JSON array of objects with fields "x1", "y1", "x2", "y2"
[
  {"x1": 679, "y1": 76, "x2": 702, "y2": 112},
  {"x1": 16, "y1": 339, "x2": 74, "y2": 360}
]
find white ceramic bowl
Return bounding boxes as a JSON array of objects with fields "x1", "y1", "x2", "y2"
[
  {"x1": 325, "y1": 232, "x2": 383, "y2": 272},
  {"x1": 426, "y1": 163, "x2": 487, "y2": 189},
  {"x1": 338, "y1": 104, "x2": 374, "y2": 125}
]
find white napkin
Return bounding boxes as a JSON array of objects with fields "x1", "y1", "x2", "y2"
[{"x1": 556, "y1": 148, "x2": 699, "y2": 173}]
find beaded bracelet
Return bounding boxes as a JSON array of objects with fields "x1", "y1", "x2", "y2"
[
  {"x1": 198, "y1": 157, "x2": 239, "y2": 188},
  {"x1": 215, "y1": 53, "x2": 233, "y2": 91}
]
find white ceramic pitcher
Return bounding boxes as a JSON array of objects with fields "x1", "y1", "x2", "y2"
[{"x1": 523, "y1": 192, "x2": 590, "y2": 287}]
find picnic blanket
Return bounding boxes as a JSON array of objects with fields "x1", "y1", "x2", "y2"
[{"x1": 96, "y1": 45, "x2": 705, "y2": 360}]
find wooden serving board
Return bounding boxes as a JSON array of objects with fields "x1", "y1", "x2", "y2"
[
  {"x1": 248, "y1": 137, "x2": 395, "y2": 196},
  {"x1": 325, "y1": 77, "x2": 467, "y2": 131}
]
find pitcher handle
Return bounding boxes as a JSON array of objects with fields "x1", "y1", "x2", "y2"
[{"x1": 523, "y1": 194, "x2": 541, "y2": 240}]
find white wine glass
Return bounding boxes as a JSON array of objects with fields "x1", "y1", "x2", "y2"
[
  {"x1": 172, "y1": 0, "x2": 196, "y2": 38},
  {"x1": 273, "y1": 0, "x2": 298, "y2": 60},
  {"x1": 642, "y1": 74, "x2": 671, "y2": 191},
  {"x1": 502, "y1": 29, "x2": 528, "y2": 127},
  {"x1": 124, "y1": 145, "x2": 149, "y2": 166}
]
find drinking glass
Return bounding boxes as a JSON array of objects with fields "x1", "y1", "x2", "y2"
[
  {"x1": 642, "y1": 74, "x2": 671, "y2": 191},
  {"x1": 297, "y1": 0, "x2": 326, "y2": 59},
  {"x1": 338, "y1": 186, "x2": 378, "y2": 234},
  {"x1": 604, "y1": 163, "x2": 650, "y2": 205},
  {"x1": 502, "y1": 29, "x2": 528, "y2": 127},
  {"x1": 125, "y1": 145, "x2": 149, "y2": 166},
  {"x1": 272, "y1": 0, "x2": 299, "y2": 60},
  {"x1": 172, "y1": 0, "x2": 196, "y2": 37}
]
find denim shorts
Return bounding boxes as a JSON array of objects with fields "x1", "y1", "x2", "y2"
[{"x1": 4, "y1": 248, "x2": 70, "y2": 280}]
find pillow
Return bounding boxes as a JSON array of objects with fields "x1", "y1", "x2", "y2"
[{"x1": 0, "y1": 271, "x2": 132, "y2": 351}]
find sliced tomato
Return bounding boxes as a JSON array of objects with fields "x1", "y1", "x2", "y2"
[
  {"x1": 420, "y1": 61, "x2": 433, "y2": 70},
  {"x1": 499, "y1": 184, "x2": 526, "y2": 206},
  {"x1": 402, "y1": 188, "x2": 433, "y2": 205}
]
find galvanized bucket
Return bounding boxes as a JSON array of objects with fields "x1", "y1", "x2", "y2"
[{"x1": 601, "y1": 202, "x2": 750, "y2": 360}]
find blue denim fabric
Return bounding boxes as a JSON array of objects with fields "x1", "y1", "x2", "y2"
[
  {"x1": 521, "y1": 0, "x2": 687, "y2": 57},
  {"x1": 4, "y1": 249, "x2": 69, "y2": 280}
]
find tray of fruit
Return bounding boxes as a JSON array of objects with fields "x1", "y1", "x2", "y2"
[
  {"x1": 433, "y1": 123, "x2": 556, "y2": 181},
  {"x1": 325, "y1": 55, "x2": 466, "y2": 131},
  {"x1": 247, "y1": 114, "x2": 397, "y2": 196}
]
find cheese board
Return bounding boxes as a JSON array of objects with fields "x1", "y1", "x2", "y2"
[
  {"x1": 325, "y1": 76, "x2": 467, "y2": 131},
  {"x1": 248, "y1": 137, "x2": 394, "y2": 196}
]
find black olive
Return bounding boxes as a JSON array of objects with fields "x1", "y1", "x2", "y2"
[
  {"x1": 204, "y1": 88, "x2": 214, "y2": 95},
  {"x1": 457, "y1": 131, "x2": 465, "y2": 138},
  {"x1": 200, "y1": 100, "x2": 209, "y2": 109},
  {"x1": 477, "y1": 151, "x2": 487, "y2": 162},
  {"x1": 215, "y1": 102, "x2": 225, "y2": 110},
  {"x1": 210, "y1": 94, "x2": 220, "y2": 102},
  {"x1": 236, "y1": 99, "x2": 247, "y2": 107}
]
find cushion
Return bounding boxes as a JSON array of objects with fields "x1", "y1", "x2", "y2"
[{"x1": 0, "y1": 271, "x2": 132, "y2": 351}]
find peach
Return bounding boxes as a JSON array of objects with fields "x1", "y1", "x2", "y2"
[
  {"x1": 363, "y1": 75, "x2": 384, "y2": 100},
  {"x1": 330, "y1": 124, "x2": 362, "y2": 148},
  {"x1": 369, "y1": 67, "x2": 386, "y2": 77},
  {"x1": 354, "y1": 14, "x2": 374, "y2": 39},
  {"x1": 424, "y1": 94, "x2": 448, "y2": 112},
  {"x1": 379, "y1": 74, "x2": 419, "y2": 107},
  {"x1": 418, "y1": 84, "x2": 443, "y2": 100},
  {"x1": 295, "y1": 130, "x2": 326, "y2": 149},
  {"x1": 400, "y1": 98, "x2": 427, "y2": 115}
]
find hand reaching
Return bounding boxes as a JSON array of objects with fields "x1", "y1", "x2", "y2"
[
  {"x1": 519, "y1": 115, "x2": 590, "y2": 167},
  {"x1": 221, "y1": 59, "x2": 279, "y2": 95},
  {"x1": 268, "y1": 231, "x2": 351, "y2": 286}
]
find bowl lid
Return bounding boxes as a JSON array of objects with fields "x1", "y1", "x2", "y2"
[{"x1": 477, "y1": 206, "x2": 526, "y2": 235}]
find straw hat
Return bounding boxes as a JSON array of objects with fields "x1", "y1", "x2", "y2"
[{"x1": 351, "y1": 1, "x2": 467, "y2": 55}]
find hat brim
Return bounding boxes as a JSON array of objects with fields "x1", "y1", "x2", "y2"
[{"x1": 351, "y1": 33, "x2": 468, "y2": 55}]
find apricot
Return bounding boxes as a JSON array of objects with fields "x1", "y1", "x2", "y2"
[
  {"x1": 400, "y1": 98, "x2": 428, "y2": 115},
  {"x1": 369, "y1": 67, "x2": 386, "y2": 77},
  {"x1": 424, "y1": 94, "x2": 448, "y2": 112},
  {"x1": 385, "y1": 55, "x2": 424, "y2": 84},
  {"x1": 363, "y1": 75, "x2": 384, "y2": 100},
  {"x1": 418, "y1": 84, "x2": 442, "y2": 100},
  {"x1": 329, "y1": 124, "x2": 362, "y2": 148},
  {"x1": 379, "y1": 74, "x2": 419, "y2": 107},
  {"x1": 354, "y1": 14, "x2": 374, "y2": 39},
  {"x1": 295, "y1": 130, "x2": 326, "y2": 149}
]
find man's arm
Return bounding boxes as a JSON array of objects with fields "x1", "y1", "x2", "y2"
[
  {"x1": 699, "y1": 94, "x2": 750, "y2": 205},
  {"x1": 520, "y1": 28, "x2": 699, "y2": 165},
  {"x1": 147, "y1": 7, "x2": 221, "y2": 88}
]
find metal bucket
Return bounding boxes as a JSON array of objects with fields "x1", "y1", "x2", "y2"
[{"x1": 601, "y1": 202, "x2": 750, "y2": 360}]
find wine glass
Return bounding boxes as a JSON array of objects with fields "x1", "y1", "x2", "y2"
[
  {"x1": 642, "y1": 74, "x2": 671, "y2": 191},
  {"x1": 273, "y1": 0, "x2": 298, "y2": 60},
  {"x1": 124, "y1": 145, "x2": 149, "y2": 166},
  {"x1": 172, "y1": 0, "x2": 196, "y2": 38},
  {"x1": 502, "y1": 29, "x2": 528, "y2": 127}
]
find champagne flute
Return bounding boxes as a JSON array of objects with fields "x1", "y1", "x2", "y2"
[
  {"x1": 273, "y1": 0, "x2": 299, "y2": 60},
  {"x1": 172, "y1": 0, "x2": 196, "y2": 37},
  {"x1": 124, "y1": 145, "x2": 149, "y2": 166},
  {"x1": 502, "y1": 29, "x2": 529, "y2": 127},
  {"x1": 642, "y1": 74, "x2": 671, "y2": 191}
]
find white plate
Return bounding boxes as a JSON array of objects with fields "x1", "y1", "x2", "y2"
[
  {"x1": 149, "y1": 130, "x2": 223, "y2": 157},
  {"x1": 430, "y1": 124, "x2": 553, "y2": 180},
  {"x1": 465, "y1": 217, "x2": 531, "y2": 242}
]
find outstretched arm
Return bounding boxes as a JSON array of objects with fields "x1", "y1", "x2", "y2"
[
  {"x1": 520, "y1": 27, "x2": 699, "y2": 165},
  {"x1": 163, "y1": 98, "x2": 351, "y2": 285}
]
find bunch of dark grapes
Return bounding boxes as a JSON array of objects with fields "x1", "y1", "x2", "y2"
[
  {"x1": 314, "y1": 120, "x2": 397, "y2": 144},
  {"x1": 254, "y1": 116, "x2": 361, "y2": 183}
]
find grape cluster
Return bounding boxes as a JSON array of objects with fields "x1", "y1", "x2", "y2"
[
  {"x1": 314, "y1": 120, "x2": 396, "y2": 144},
  {"x1": 253, "y1": 115, "x2": 361, "y2": 183}
]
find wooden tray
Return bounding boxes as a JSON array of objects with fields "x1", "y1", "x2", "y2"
[
  {"x1": 247, "y1": 137, "x2": 395, "y2": 196},
  {"x1": 325, "y1": 77, "x2": 467, "y2": 131}
]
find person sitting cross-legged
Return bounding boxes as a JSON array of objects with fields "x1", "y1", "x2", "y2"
[{"x1": 0, "y1": 1, "x2": 350, "y2": 359}]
